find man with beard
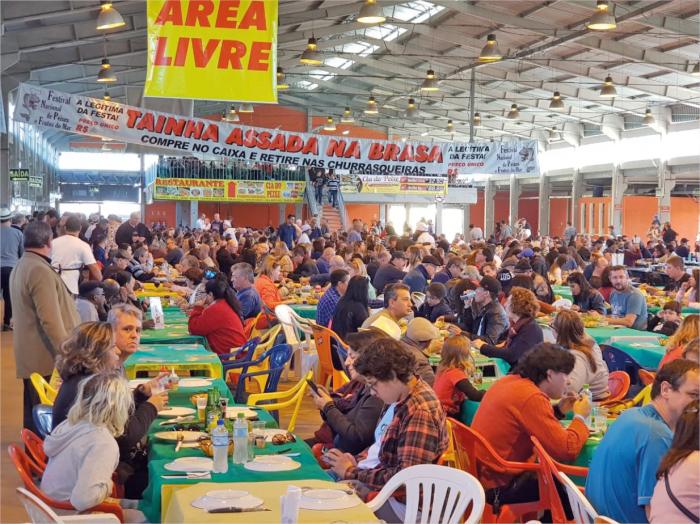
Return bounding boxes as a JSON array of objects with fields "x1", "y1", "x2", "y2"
[{"x1": 606, "y1": 265, "x2": 648, "y2": 330}]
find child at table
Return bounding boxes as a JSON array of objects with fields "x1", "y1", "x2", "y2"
[
  {"x1": 658, "y1": 314, "x2": 699, "y2": 368},
  {"x1": 647, "y1": 300, "x2": 682, "y2": 336},
  {"x1": 433, "y1": 335, "x2": 485, "y2": 417}
]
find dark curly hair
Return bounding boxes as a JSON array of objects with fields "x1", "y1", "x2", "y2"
[
  {"x1": 515, "y1": 343, "x2": 575, "y2": 384},
  {"x1": 352, "y1": 337, "x2": 416, "y2": 384}
]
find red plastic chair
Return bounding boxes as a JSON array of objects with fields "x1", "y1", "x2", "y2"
[
  {"x1": 449, "y1": 418, "x2": 542, "y2": 522},
  {"x1": 600, "y1": 371, "x2": 631, "y2": 406},
  {"x1": 8, "y1": 444, "x2": 124, "y2": 522},
  {"x1": 638, "y1": 369, "x2": 656, "y2": 386},
  {"x1": 310, "y1": 324, "x2": 349, "y2": 390},
  {"x1": 310, "y1": 443, "x2": 332, "y2": 469},
  {"x1": 21, "y1": 429, "x2": 47, "y2": 471},
  {"x1": 531, "y1": 437, "x2": 590, "y2": 523}
]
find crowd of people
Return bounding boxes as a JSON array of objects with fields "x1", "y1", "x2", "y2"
[{"x1": 1, "y1": 203, "x2": 698, "y2": 523}]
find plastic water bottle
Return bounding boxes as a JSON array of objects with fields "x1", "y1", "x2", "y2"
[
  {"x1": 582, "y1": 384, "x2": 593, "y2": 428},
  {"x1": 211, "y1": 419, "x2": 229, "y2": 473},
  {"x1": 232, "y1": 413, "x2": 249, "y2": 464}
]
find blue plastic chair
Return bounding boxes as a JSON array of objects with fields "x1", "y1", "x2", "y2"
[
  {"x1": 32, "y1": 405, "x2": 53, "y2": 439},
  {"x1": 225, "y1": 343, "x2": 293, "y2": 403},
  {"x1": 601, "y1": 344, "x2": 644, "y2": 386},
  {"x1": 219, "y1": 336, "x2": 260, "y2": 365}
]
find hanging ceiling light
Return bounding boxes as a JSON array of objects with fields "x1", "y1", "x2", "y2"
[
  {"x1": 420, "y1": 69, "x2": 439, "y2": 91},
  {"x1": 691, "y1": 61, "x2": 700, "y2": 76},
  {"x1": 357, "y1": 0, "x2": 385, "y2": 24},
  {"x1": 548, "y1": 126, "x2": 559, "y2": 141},
  {"x1": 549, "y1": 91, "x2": 565, "y2": 110},
  {"x1": 507, "y1": 104, "x2": 519, "y2": 119},
  {"x1": 340, "y1": 107, "x2": 354, "y2": 123},
  {"x1": 227, "y1": 106, "x2": 240, "y2": 122},
  {"x1": 300, "y1": 36, "x2": 322, "y2": 65},
  {"x1": 642, "y1": 108, "x2": 655, "y2": 126},
  {"x1": 446, "y1": 119, "x2": 454, "y2": 131},
  {"x1": 586, "y1": 0, "x2": 616, "y2": 31},
  {"x1": 473, "y1": 112, "x2": 482, "y2": 126},
  {"x1": 478, "y1": 34, "x2": 503, "y2": 63},
  {"x1": 600, "y1": 75, "x2": 617, "y2": 97},
  {"x1": 323, "y1": 116, "x2": 336, "y2": 131},
  {"x1": 102, "y1": 91, "x2": 111, "y2": 101},
  {"x1": 96, "y1": 58, "x2": 116, "y2": 83},
  {"x1": 96, "y1": 1, "x2": 125, "y2": 30},
  {"x1": 276, "y1": 67, "x2": 289, "y2": 90},
  {"x1": 238, "y1": 103, "x2": 254, "y2": 113},
  {"x1": 406, "y1": 98, "x2": 417, "y2": 117},
  {"x1": 364, "y1": 95, "x2": 378, "y2": 114}
]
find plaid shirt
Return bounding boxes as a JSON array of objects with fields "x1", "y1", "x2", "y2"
[
  {"x1": 316, "y1": 286, "x2": 340, "y2": 328},
  {"x1": 344, "y1": 378, "x2": 448, "y2": 494}
]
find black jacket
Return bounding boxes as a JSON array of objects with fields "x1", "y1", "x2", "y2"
[
  {"x1": 332, "y1": 300, "x2": 369, "y2": 340},
  {"x1": 416, "y1": 299, "x2": 453, "y2": 323},
  {"x1": 480, "y1": 317, "x2": 543, "y2": 368},
  {"x1": 372, "y1": 263, "x2": 406, "y2": 294},
  {"x1": 460, "y1": 300, "x2": 509, "y2": 345}
]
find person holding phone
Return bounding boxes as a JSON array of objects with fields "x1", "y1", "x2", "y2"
[{"x1": 307, "y1": 330, "x2": 385, "y2": 455}]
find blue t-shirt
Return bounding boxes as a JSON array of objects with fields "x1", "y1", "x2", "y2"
[
  {"x1": 610, "y1": 286, "x2": 648, "y2": 330},
  {"x1": 236, "y1": 286, "x2": 262, "y2": 320},
  {"x1": 585, "y1": 404, "x2": 672, "y2": 523}
]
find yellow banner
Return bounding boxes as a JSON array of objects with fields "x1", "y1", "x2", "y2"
[
  {"x1": 154, "y1": 177, "x2": 305, "y2": 202},
  {"x1": 145, "y1": 0, "x2": 278, "y2": 102}
]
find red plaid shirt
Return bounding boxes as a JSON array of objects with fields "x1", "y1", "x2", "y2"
[{"x1": 343, "y1": 378, "x2": 448, "y2": 493}]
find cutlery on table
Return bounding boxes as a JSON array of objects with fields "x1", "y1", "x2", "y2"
[
  {"x1": 161, "y1": 471, "x2": 211, "y2": 479},
  {"x1": 273, "y1": 447, "x2": 292, "y2": 454},
  {"x1": 174, "y1": 432, "x2": 184, "y2": 453},
  {"x1": 208, "y1": 507, "x2": 271, "y2": 513},
  {"x1": 160, "y1": 415, "x2": 195, "y2": 426},
  {"x1": 301, "y1": 486, "x2": 355, "y2": 495}
]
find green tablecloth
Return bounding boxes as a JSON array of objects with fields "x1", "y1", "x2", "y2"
[
  {"x1": 551, "y1": 285, "x2": 573, "y2": 302},
  {"x1": 138, "y1": 377, "x2": 330, "y2": 523},
  {"x1": 124, "y1": 343, "x2": 222, "y2": 378},
  {"x1": 585, "y1": 327, "x2": 667, "y2": 368},
  {"x1": 140, "y1": 324, "x2": 206, "y2": 346},
  {"x1": 290, "y1": 303, "x2": 317, "y2": 320},
  {"x1": 648, "y1": 305, "x2": 699, "y2": 315}
]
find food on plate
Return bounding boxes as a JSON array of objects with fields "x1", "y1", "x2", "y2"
[{"x1": 271, "y1": 432, "x2": 296, "y2": 445}]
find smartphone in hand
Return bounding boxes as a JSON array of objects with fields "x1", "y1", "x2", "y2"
[{"x1": 306, "y1": 378, "x2": 321, "y2": 395}]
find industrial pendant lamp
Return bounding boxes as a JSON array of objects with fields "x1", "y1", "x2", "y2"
[
  {"x1": 642, "y1": 109, "x2": 655, "y2": 126},
  {"x1": 341, "y1": 107, "x2": 354, "y2": 123},
  {"x1": 478, "y1": 34, "x2": 503, "y2": 63},
  {"x1": 507, "y1": 104, "x2": 519, "y2": 119},
  {"x1": 406, "y1": 98, "x2": 417, "y2": 117},
  {"x1": 300, "y1": 37, "x2": 322, "y2": 65},
  {"x1": 600, "y1": 75, "x2": 617, "y2": 97},
  {"x1": 473, "y1": 112, "x2": 482, "y2": 126},
  {"x1": 549, "y1": 91, "x2": 565, "y2": 110},
  {"x1": 586, "y1": 0, "x2": 616, "y2": 31},
  {"x1": 228, "y1": 105, "x2": 240, "y2": 122},
  {"x1": 446, "y1": 119, "x2": 454, "y2": 132},
  {"x1": 238, "y1": 103, "x2": 254, "y2": 113},
  {"x1": 357, "y1": 0, "x2": 385, "y2": 24},
  {"x1": 323, "y1": 116, "x2": 336, "y2": 131},
  {"x1": 420, "y1": 69, "x2": 439, "y2": 91},
  {"x1": 364, "y1": 96, "x2": 379, "y2": 114},
  {"x1": 96, "y1": 58, "x2": 117, "y2": 82},
  {"x1": 276, "y1": 67, "x2": 289, "y2": 89},
  {"x1": 548, "y1": 126, "x2": 559, "y2": 141},
  {"x1": 96, "y1": 1, "x2": 125, "y2": 30},
  {"x1": 103, "y1": 91, "x2": 111, "y2": 101}
]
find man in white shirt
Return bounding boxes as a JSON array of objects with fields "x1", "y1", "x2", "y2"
[
  {"x1": 51, "y1": 214, "x2": 101, "y2": 295},
  {"x1": 196, "y1": 213, "x2": 207, "y2": 230},
  {"x1": 469, "y1": 224, "x2": 483, "y2": 242}
]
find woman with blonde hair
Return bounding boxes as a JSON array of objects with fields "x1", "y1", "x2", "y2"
[
  {"x1": 433, "y1": 335, "x2": 485, "y2": 416},
  {"x1": 41, "y1": 372, "x2": 145, "y2": 522},
  {"x1": 349, "y1": 256, "x2": 377, "y2": 300},
  {"x1": 552, "y1": 310, "x2": 610, "y2": 400},
  {"x1": 407, "y1": 245, "x2": 423, "y2": 271},
  {"x1": 658, "y1": 314, "x2": 700, "y2": 368},
  {"x1": 272, "y1": 241, "x2": 293, "y2": 276},
  {"x1": 255, "y1": 257, "x2": 294, "y2": 310}
]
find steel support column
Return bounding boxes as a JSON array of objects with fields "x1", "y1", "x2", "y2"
[
  {"x1": 610, "y1": 165, "x2": 627, "y2": 236},
  {"x1": 509, "y1": 174, "x2": 520, "y2": 225},
  {"x1": 538, "y1": 175, "x2": 550, "y2": 236},
  {"x1": 484, "y1": 179, "x2": 495, "y2": 238},
  {"x1": 571, "y1": 169, "x2": 584, "y2": 230}
]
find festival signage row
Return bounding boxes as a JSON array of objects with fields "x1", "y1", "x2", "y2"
[
  {"x1": 339, "y1": 174, "x2": 447, "y2": 196},
  {"x1": 14, "y1": 83, "x2": 540, "y2": 176},
  {"x1": 153, "y1": 177, "x2": 305, "y2": 203}
]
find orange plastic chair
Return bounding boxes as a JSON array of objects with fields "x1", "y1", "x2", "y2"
[
  {"x1": 21, "y1": 429, "x2": 47, "y2": 471},
  {"x1": 311, "y1": 443, "x2": 332, "y2": 469},
  {"x1": 531, "y1": 437, "x2": 590, "y2": 524},
  {"x1": 8, "y1": 444, "x2": 124, "y2": 522},
  {"x1": 600, "y1": 371, "x2": 631, "y2": 406},
  {"x1": 449, "y1": 418, "x2": 542, "y2": 522},
  {"x1": 310, "y1": 324, "x2": 349, "y2": 390},
  {"x1": 638, "y1": 369, "x2": 656, "y2": 386}
]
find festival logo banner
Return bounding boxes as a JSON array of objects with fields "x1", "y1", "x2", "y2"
[
  {"x1": 153, "y1": 177, "x2": 305, "y2": 203},
  {"x1": 14, "y1": 83, "x2": 449, "y2": 175},
  {"x1": 446, "y1": 141, "x2": 540, "y2": 176},
  {"x1": 145, "y1": 0, "x2": 278, "y2": 103},
  {"x1": 339, "y1": 174, "x2": 447, "y2": 196}
]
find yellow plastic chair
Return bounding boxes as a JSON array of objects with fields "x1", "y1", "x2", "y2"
[
  {"x1": 30, "y1": 373, "x2": 58, "y2": 406},
  {"x1": 247, "y1": 371, "x2": 312, "y2": 433},
  {"x1": 607, "y1": 384, "x2": 652, "y2": 418},
  {"x1": 438, "y1": 418, "x2": 457, "y2": 467},
  {"x1": 48, "y1": 369, "x2": 62, "y2": 391}
]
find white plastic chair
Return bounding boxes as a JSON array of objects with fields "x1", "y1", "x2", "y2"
[
  {"x1": 16, "y1": 488, "x2": 120, "y2": 523},
  {"x1": 557, "y1": 471, "x2": 598, "y2": 524},
  {"x1": 274, "y1": 304, "x2": 318, "y2": 380},
  {"x1": 365, "y1": 464, "x2": 485, "y2": 524}
]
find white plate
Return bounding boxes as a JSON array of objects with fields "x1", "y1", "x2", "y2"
[
  {"x1": 206, "y1": 489, "x2": 249, "y2": 500},
  {"x1": 153, "y1": 430, "x2": 206, "y2": 442},
  {"x1": 225, "y1": 407, "x2": 258, "y2": 419},
  {"x1": 128, "y1": 379, "x2": 149, "y2": 389},
  {"x1": 158, "y1": 407, "x2": 196, "y2": 418},
  {"x1": 300, "y1": 489, "x2": 361, "y2": 511},
  {"x1": 178, "y1": 378, "x2": 213, "y2": 388},
  {"x1": 244, "y1": 455, "x2": 301, "y2": 472},
  {"x1": 164, "y1": 457, "x2": 213, "y2": 473},
  {"x1": 191, "y1": 494, "x2": 264, "y2": 511}
]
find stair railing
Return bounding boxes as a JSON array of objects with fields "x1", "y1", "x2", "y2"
[
  {"x1": 337, "y1": 187, "x2": 348, "y2": 231},
  {"x1": 304, "y1": 171, "x2": 319, "y2": 217}
]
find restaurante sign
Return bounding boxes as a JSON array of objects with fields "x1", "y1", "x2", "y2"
[{"x1": 153, "y1": 177, "x2": 305, "y2": 203}]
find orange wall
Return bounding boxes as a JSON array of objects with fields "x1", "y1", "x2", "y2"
[
  {"x1": 494, "y1": 191, "x2": 510, "y2": 224},
  {"x1": 145, "y1": 201, "x2": 176, "y2": 226},
  {"x1": 519, "y1": 196, "x2": 539, "y2": 235},
  {"x1": 346, "y1": 204, "x2": 380, "y2": 225},
  {"x1": 469, "y1": 191, "x2": 484, "y2": 229},
  {"x1": 622, "y1": 196, "x2": 660, "y2": 240},
  {"x1": 670, "y1": 196, "x2": 700, "y2": 242},
  {"x1": 550, "y1": 198, "x2": 571, "y2": 237},
  {"x1": 198, "y1": 202, "x2": 282, "y2": 229},
  {"x1": 577, "y1": 197, "x2": 611, "y2": 236}
]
